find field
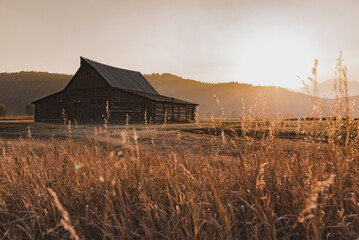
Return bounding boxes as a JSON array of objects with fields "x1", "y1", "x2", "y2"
[{"x1": 0, "y1": 116, "x2": 358, "y2": 239}]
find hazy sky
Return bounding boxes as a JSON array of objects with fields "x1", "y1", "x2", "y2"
[{"x1": 1, "y1": 0, "x2": 359, "y2": 90}]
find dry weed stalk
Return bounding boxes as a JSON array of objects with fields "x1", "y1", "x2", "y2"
[
  {"x1": 297, "y1": 174, "x2": 336, "y2": 239},
  {"x1": 27, "y1": 125, "x2": 32, "y2": 139},
  {"x1": 61, "y1": 108, "x2": 68, "y2": 124},
  {"x1": 162, "y1": 110, "x2": 167, "y2": 129},
  {"x1": 133, "y1": 128, "x2": 140, "y2": 157},
  {"x1": 47, "y1": 188, "x2": 80, "y2": 240},
  {"x1": 125, "y1": 114, "x2": 130, "y2": 129},
  {"x1": 302, "y1": 59, "x2": 321, "y2": 118},
  {"x1": 102, "y1": 101, "x2": 111, "y2": 149},
  {"x1": 195, "y1": 106, "x2": 200, "y2": 126},
  {"x1": 221, "y1": 129, "x2": 227, "y2": 145},
  {"x1": 333, "y1": 51, "x2": 350, "y2": 119},
  {"x1": 213, "y1": 94, "x2": 226, "y2": 120},
  {"x1": 176, "y1": 130, "x2": 182, "y2": 144},
  {"x1": 144, "y1": 110, "x2": 148, "y2": 127},
  {"x1": 256, "y1": 162, "x2": 268, "y2": 192}
]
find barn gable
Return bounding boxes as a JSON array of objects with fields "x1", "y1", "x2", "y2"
[
  {"x1": 79, "y1": 57, "x2": 159, "y2": 95},
  {"x1": 64, "y1": 60, "x2": 111, "y2": 90}
]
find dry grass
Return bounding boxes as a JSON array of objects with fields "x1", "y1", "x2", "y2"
[
  {"x1": 0, "y1": 54, "x2": 359, "y2": 239},
  {"x1": 1, "y1": 119, "x2": 359, "y2": 239}
]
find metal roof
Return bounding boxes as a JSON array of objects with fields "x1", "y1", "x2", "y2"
[
  {"x1": 31, "y1": 90, "x2": 64, "y2": 104},
  {"x1": 81, "y1": 57, "x2": 159, "y2": 95},
  {"x1": 124, "y1": 89, "x2": 198, "y2": 105}
]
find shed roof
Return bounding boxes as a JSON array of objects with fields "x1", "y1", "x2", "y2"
[
  {"x1": 124, "y1": 89, "x2": 198, "y2": 105},
  {"x1": 81, "y1": 57, "x2": 159, "y2": 95},
  {"x1": 31, "y1": 90, "x2": 64, "y2": 104}
]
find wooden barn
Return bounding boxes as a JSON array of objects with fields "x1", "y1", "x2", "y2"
[{"x1": 32, "y1": 57, "x2": 198, "y2": 123}]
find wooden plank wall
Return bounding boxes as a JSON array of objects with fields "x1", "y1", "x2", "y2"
[
  {"x1": 67, "y1": 89, "x2": 113, "y2": 122},
  {"x1": 150, "y1": 102, "x2": 197, "y2": 122},
  {"x1": 153, "y1": 103, "x2": 164, "y2": 122},
  {"x1": 110, "y1": 102, "x2": 143, "y2": 122},
  {"x1": 35, "y1": 93, "x2": 66, "y2": 122},
  {"x1": 109, "y1": 90, "x2": 152, "y2": 123},
  {"x1": 179, "y1": 104, "x2": 187, "y2": 121}
]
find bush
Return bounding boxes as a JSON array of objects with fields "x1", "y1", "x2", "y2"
[
  {"x1": 0, "y1": 104, "x2": 7, "y2": 116},
  {"x1": 25, "y1": 104, "x2": 35, "y2": 116}
]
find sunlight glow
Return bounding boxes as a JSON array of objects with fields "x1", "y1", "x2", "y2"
[{"x1": 234, "y1": 26, "x2": 318, "y2": 90}]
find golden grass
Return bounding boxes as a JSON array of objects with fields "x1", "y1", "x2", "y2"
[{"x1": 1, "y1": 120, "x2": 358, "y2": 239}]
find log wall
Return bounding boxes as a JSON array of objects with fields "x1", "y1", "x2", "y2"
[{"x1": 34, "y1": 92, "x2": 66, "y2": 122}]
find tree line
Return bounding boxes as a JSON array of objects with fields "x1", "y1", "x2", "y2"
[{"x1": 0, "y1": 104, "x2": 34, "y2": 116}]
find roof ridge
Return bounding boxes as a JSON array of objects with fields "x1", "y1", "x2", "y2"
[{"x1": 80, "y1": 57, "x2": 141, "y2": 74}]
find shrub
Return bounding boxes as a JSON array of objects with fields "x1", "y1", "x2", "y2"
[
  {"x1": 25, "y1": 104, "x2": 35, "y2": 116},
  {"x1": 0, "y1": 104, "x2": 7, "y2": 116}
]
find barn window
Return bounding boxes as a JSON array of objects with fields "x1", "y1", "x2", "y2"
[{"x1": 74, "y1": 99, "x2": 81, "y2": 103}]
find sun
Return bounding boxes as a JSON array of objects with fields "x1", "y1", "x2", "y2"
[{"x1": 233, "y1": 25, "x2": 318, "y2": 90}]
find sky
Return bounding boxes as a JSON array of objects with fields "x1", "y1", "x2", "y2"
[{"x1": 1, "y1": 0, "x2": 359, "y2": 90}]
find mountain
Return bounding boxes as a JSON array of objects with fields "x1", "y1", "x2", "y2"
[
  {"x1": 301, "y1": 79, "x2": 359, "y2": 99},
  {"x1": 145, "y1": 73, "x2": 312, "y2": 118},
  {"x1": 318, "y1": 79, "x2": 359, "y2": 98},
  {"x1": 0, "y1": 72, "x2": 71, "y2": 115},
  {"x1": 1, "y1": 71, "x2": 357, "y2": 118}
]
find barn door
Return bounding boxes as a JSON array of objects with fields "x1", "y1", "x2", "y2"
[
  {"x1": 90, "y1": 99, "x2": 97, "y2": 122},
  {"x1": 97, "y1": 99, "x2": 106, "y2": 122},
  {"x1": 144, "y1": 101, "x2": 152, "y2": 122},
  {"x1": 73, "y1": 101, "x2": 82, "y2": 122}
]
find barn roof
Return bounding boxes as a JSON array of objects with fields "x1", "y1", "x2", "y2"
[
  {"x1": 31, "y1": 90, "x2": 64, "y2": 104},
  {"x1": 81, "y1": 57, "x2": 159, "y2": 95},
  {"x1": 124, "y1": 89, "x2": 198, "y2": 105}
]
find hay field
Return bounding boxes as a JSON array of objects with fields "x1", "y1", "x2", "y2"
[{"x1": 0, "y1": 117, "x2": 358, "y2": 239}]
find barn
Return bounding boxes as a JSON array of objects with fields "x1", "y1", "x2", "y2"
[{"x1": 32, "y1": 57, "x2": 198, "y2": 123}]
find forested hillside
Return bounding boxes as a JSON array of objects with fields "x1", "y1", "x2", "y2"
[
  {"x1": 145, "y1": 73, "x2": 312, "y2": 117},
  {"x1": 0, "y1": 72, "x2": 71, "y2": 115},
  {"x1": 0, "y1": 71, "x2": 350, "y2": 117}
]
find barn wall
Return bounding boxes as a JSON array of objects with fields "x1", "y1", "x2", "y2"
[
  {"x1": 34, "y1": 90, "x2": 198, "y2": 123},
  {"x1": 109, "y1": 102, "x2": 143, "y2": 122},
  {"x1": 109, "y1": 90, "x2": 153, "y2": 123},
  {"x1": 34, "y1": 92, "x2": 67, "y2": 122},
  {"x1": 153, "y1": 103, "x2": 164, "y2": 122},
  {"x1": 66, "y1": 89, "x2": 115, "y2": 122},
  {"x1": 179, "y1": 104, "x2": 187, "y2": 121},
  {"x1": 149, "y1": 102, "x2": 197, "y2": 123}
]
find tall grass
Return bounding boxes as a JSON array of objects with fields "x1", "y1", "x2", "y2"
[{"x1": 0, "y1": 54, "x2": 359, "y2": 239}]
